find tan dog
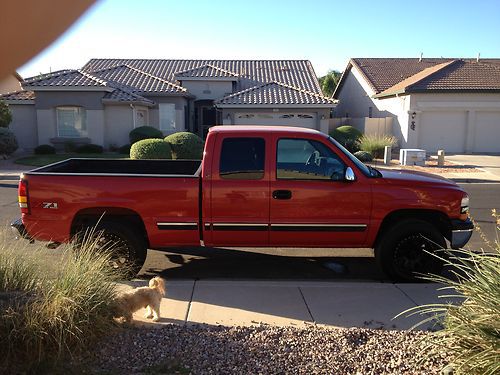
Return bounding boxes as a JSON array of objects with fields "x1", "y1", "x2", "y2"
[{"x1": 113, "y1": 277, "x2": 166, "y2": 323}]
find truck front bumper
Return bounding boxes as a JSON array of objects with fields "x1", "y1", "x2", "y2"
[
  {"x1": 450, "y1": 218, "x2": 474, "y2": 249},
  {"x1": 10, "y1": 218, "x2": 33, "y2": 241}
]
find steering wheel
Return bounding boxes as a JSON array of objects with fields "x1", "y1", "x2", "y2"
[{"x1": 306, "y1": 151, "x2": 321, "y2": 166}]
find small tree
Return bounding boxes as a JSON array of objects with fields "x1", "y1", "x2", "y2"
[
  {"x1": 0, "y1": 100, "x2": 12, "y2": 128},
  {"x1": 318, "y1": 70, "x2": 341, "y2": 97}
]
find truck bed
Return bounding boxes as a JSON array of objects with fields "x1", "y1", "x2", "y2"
[{"x1": 27, "y1": 158, "x2": 201, "y2": 176}]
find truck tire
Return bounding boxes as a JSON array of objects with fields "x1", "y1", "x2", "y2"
[
  {"x1": 375, "y1": 219, "x2": 446, "y2": 282},
  {"x1": 77, "y1": 222, "x2": 147, "y2": 278}
]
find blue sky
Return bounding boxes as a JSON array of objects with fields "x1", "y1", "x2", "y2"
[{"x1": 18, "y1": 0, "x2": 500, "y2": 78}]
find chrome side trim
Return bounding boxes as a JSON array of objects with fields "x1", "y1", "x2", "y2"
[{"x1": 157, "y1": 222, "x2": 198, "y2": 230}]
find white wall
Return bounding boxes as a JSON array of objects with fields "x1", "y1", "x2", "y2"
[
  {"x1": 104, "y1": 105, "x2": 134, "y2": 148},
  {"x1": 181, "y1": 81, "x2": 233, "y2": 100}
]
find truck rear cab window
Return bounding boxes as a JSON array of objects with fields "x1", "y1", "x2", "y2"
[
  {"x1": 277, "y1": 138, "x2": 345, "y2": 181},
  {"x1": 219, "y1": 138, "x2": 265, "y2": 180}
]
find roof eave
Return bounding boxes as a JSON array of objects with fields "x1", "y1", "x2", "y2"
[
  {"x1": 216, "y1": 103, "x2": 336, "y2": 109},
  {"x1": 175, "y1": 76, "x2": 238, "y2": 81},
  {"x1": 372, "y1": 88, "x2": 407, "y2": 99},
  {"x1": 23, "y1": 86, "x2": 114, "y2": 92},
  {"x1": 102, "y1": 99, "x2": 155, "y2": 107},
  {"x1": 2, "y1": 99, "x2": 35, "y2": 105}
]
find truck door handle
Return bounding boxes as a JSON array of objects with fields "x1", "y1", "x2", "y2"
[{"x1": 272, "y1": 190, "x2": 292, "y2": 200}]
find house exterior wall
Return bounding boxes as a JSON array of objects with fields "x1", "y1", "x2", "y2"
[
  {"x1": 181, "y1": 81, "x2": 232, "y2": 100},
  {"x1": 34, "y1": 91, "x2": 105, "y2": 110},
  {"x1": 0, "y1": 74, "x2": 22, "y2": 94},
  {"x1": 7, "y1": 104, "x2": 37, "y2": 150},
  {"x1": 335, "y1": 67, "x2": 409, "y2": 145},
  {"x1": 147, "y1": 96, "x2": 188, "y2": 134},
  {"x1": 104, "y1": 105, "x2": 134, "y2": 148}
]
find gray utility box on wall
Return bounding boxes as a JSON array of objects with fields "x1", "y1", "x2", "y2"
[{"x1": 399, "y1": 149, "x2": 426, "y2": 166}]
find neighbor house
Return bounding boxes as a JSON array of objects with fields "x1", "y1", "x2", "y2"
[
  {"x1": 1, "y1": 59, "x2": 335, "y2": 150},
  {"x1": 0, "y1": 72, "x2": 22, "y2": 95},
  {"x1": 333, "y1": 58, "x2": 500, "y2": 153}
]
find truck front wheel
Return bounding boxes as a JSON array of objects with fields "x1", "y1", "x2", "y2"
[
  {"x1": 375, "y1": 219, "x2": 446, "y2": 282},
  {"x1": 76, "y1": 222, "x2": 147, "y2": 277}
]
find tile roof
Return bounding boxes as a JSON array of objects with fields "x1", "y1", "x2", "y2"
[
  {"x1": 82, "y1": 59, "x2": 322, "y2": 94},
  {"x1": 0, "y1": 90, "x2": 35, "y2": 101},
  {"x1": 217, "y1": 81, "x2": 336, "y2": 106},
  {"x1": 24, "y1": 69, "x2": 108, "y2": 87},
  {"x1": 102, "y1": 87, "x2": 154, "y2": 105},
  {"x1": 340, "y1": 58, "x2": 500, "y2": 98},
  {"x1": 92, "y1": 64, "x2": 187, "y2": 94},
  {"x1": 174, "y1": 64, "x2": 239, "y2": 79}
]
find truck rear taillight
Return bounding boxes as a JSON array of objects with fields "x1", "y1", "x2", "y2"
[{"x1": 18, "y1": 178, "x2": 30, "y2": 214}]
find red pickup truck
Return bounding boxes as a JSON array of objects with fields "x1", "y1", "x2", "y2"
[{"x1": 12, "y1": 126, "x2": 473, "y2": 281}]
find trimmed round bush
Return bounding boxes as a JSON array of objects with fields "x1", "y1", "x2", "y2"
[
  {"x1": 118, "y1": 144, "x2": 131, "y2": 155},
  {"x1": 34, "y1": 144, "x2": 56, "y2": 155},
  {"x1": 330, "y1": 125, "x2": 363, "y2": 153},
  {"x1": 353, "y1": 150, "x2": 373, "y2": 162},
  {"x1": 164, "y1": 132, "x2": 204, "y2": 159},
  {"x1": 130, "y1": 139, "x2": 172, "y2": 160},
  {"x1": 129, "y1": 126, "x2": 163, "y2": 144},
  {"x1": 0, "y1": 128, "x2": 18, "y2": 155},
  {"x1": 75, "y1": 144, "x2": 104, "y2": 154}
]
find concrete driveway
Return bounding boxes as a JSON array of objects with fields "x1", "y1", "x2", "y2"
[{"x1": 446, "y1": 154, "x2": 500, "y2": 179}]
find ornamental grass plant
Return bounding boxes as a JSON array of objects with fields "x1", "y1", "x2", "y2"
[
  {"x1": 398, "y1": 210, "x2": 500, "y2": 375},
  {"x1": 0, "y1": 228, "x2": 124, "y2": 372},
  {"x1": 359, "y1": 134, "x2": 397, "y2": 158}
]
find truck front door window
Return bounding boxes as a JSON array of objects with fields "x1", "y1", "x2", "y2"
[
  {"x1": 219, "y1": 138, "x2": 265, "y2": 180},
  {"x1": 277, "y1": 138, "x2": 345, "y2": 181}
]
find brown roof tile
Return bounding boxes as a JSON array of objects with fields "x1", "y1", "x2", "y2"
[{"x1": 0, "y1": 90, "x2": 35, "y2": 101}]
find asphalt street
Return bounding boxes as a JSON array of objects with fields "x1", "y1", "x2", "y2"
[{"x1": 0, "y1": 178, "x2": 498, "y2": 280}]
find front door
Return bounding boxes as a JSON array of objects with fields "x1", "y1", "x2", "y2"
[
  {"x1": 269, "y1": 136, "x2": 371, "y2": 247},
  {"x1": 208, "y1": 135, "x2": 270, "y2": 246}
]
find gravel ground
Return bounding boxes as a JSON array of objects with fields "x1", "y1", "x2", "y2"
[{"x1": 82, "y1": 324, "x2": 448, "y2": 374}]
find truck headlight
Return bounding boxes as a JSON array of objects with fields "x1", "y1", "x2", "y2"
[{"x1": 461, "y1": 195, "x2": 469, "y2": 215}]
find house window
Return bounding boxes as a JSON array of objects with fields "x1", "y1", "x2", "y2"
[
  {"x1": 159, "y1": 103, "x2": 176, "y2": 131},
  {"x1": 56, "y1": 107, "x2": 87, "y2": 138}
]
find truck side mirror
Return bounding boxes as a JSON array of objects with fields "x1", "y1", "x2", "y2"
[{"x1": 345, "y1": 167, "x2": 356, "y2": 182}]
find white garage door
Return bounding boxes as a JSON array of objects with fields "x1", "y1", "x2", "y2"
[
  {"x1": 474, "y1": 111, "x2": 500, "y2": 153},
  {"x1": 419, "y1": 111, "x2": 467, "y2": 153},
  {"x1": 234, "y1": 112, "x2": 317, "y2": 129}
]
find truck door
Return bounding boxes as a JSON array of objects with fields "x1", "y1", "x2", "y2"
[
  {"x1": 269, "y1": 136, "x2": 371, "y2": 247},
  {"x1": 207, "y1": 135, "x2": 270, "y2": 246}
]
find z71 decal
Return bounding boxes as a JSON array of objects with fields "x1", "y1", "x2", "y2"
[{"x1": 42, "y1": 202, "x2": 58, "y2": 209}]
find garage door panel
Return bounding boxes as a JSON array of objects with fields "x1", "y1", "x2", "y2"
[
  {"x1": 234, "y1": 112, "x2": 316, "y2": 129},
  {"x1": 474, "y1": 111, "x2": 500, "y2": 153},
  {"x1": 419, "y1": 111, "x2": 466, "y2": 153}
]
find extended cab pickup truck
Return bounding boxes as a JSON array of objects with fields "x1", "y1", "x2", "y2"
[{"x1": 12, "y1": 126, "x2": 473, "y2": 281}]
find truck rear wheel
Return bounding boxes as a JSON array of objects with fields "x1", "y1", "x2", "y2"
[
  {"x1": 76, "y1": 222, "x2": 147, "y2": 278},
  {"x1": 375, "y1": 219, "x2": 446, "y2": 282}
]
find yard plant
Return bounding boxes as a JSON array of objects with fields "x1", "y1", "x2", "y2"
[
  {"x1": 129, "y1": 125, "x2": 164, "y2": 144},
  {"x1": 130, "y1": 138, "x2": 172, "y2": 159},
  {"x1": 0, "y1": 127, "x2": 18, "y2": 156},
  {"x1": 330, "y1": 125, "x2": 362, "y2": 153},
  {"x1": 359, "y1": 134, "x2": 397, "y2": 158},
  {"x1": 399, "y1": 210, "x2": 500, "y2": 375},
  {"x1": 165, "y1": 131, "x2": 204, "y2": 159},
  {"x1": 0, "y1": 229, "x2": 124, "y2": 372}
]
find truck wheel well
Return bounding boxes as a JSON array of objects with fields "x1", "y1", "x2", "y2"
[
  {"x1": 374, "y1": 209, "x2": 451, "y2": 248},
  {"x1": 70, "y1": 207, "x2": 149, "y2": 248}
]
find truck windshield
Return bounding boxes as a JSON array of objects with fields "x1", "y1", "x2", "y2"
[{"x1": 326, "y1": 136, "x2": 376, "y2": 177}]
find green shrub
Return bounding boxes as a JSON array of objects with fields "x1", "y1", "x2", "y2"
[
  {"x1": 353, "y1": 150, "x2": 373, "y2": 162},
  {"x1": 0, "y1": 128, "x2": 18, "y2": 155},
  {"x1": 359, "y1": 134, "x2": 397, "y2": 158},
  {"x1": 75, "y1": 144, "x2": 104, "y2": 154},
  {"x1": 63, "y1": 141, "x2": 77, "y2": 153},
  {"x1": 130, "y1": 139, "x2": 172, "y2": 159},
  {"x1": 165, "y1": 132, "x2": 204, "y2": 159},
  {"x1": 0, "y1": 229, "x2": 123, "y2": 371},
  {"x1": 34, "y1": 144, "x2": 56, "y2": 155},
  {"x1": 118, "y1": 144, "x2": 131, "y2": 155},
  {"x1": 129, "y1": 126, "x2": 163, "y2": 144},
  {"x1": 330, "y1": 125, "x2": 362, "y2": 153},
  {"x1": 398, "y1": 210, "x2": 500, "y2": 375}
]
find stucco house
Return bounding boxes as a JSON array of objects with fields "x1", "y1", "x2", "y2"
[
  {"x1": 333, "y1": 58, "x2": 500, "y2": 153},
  {"x1": 0, "y1": 59, "x2": 335, "y2": 150}
]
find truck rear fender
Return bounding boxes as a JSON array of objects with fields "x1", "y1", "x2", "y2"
[
  {"x1": 374, "y1": 209, "x2": 452, "y2": 248},
  {"x1": 70, "y1": 207, "x2": 149, "y2": 248}
]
